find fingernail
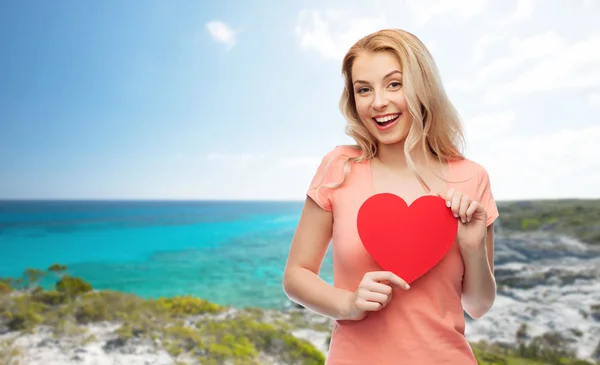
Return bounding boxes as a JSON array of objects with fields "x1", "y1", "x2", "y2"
[
  {"x1": 446, "y1": 201, "x2": 451, "y2": 207},
  {"x1": 454, "y1": 213, "x2": 458, "y2": 218},
  {"x1": 405, "y1": 284, "x2": 410, "y2": 289}
]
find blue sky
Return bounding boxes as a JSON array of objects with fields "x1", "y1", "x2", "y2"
[{"x1": 1, "y1": 0, "x2": 599, "y2": 201}]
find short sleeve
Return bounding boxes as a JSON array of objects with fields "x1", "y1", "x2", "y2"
[
  {"x1": 306, "y1": 146, "x2": 349, "y2": 212},
  {"x1": 476, "y1": 165, "x2": 499, "y2": 227}
]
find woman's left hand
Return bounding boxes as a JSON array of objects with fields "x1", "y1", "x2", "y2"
[{"x1": 438, "y1": 188, "x2": 488, "y2": 255}]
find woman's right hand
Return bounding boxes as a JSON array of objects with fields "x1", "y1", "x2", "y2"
[{"x1": 345, "y1": 271, "x2": 410, "y2": 321}]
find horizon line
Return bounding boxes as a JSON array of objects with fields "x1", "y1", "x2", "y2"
[{"x1": 1, "y1": 197, "x2": 599, "y2": 203}]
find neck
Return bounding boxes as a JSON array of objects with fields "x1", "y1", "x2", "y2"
[{"x1": 376, "y1": 141, "x2": 437, "y2": 171}]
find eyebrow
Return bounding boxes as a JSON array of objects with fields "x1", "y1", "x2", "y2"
[{"x1": 353, "y1": 70, "x2": 402, "y2": 86}]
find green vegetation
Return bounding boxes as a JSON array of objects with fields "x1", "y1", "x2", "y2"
[
  {"x1": 322, "y1": 333, "x2": 597, "y2": 365},
  {"x1": 472, "y1": 321, "x2": 599, "y2": 364},
  {"x1": 1, "y1": 264, "x2": 597, "y2": 365},
  {"x1": 497, "y1": 199, "x2": 600, "y2": 244},
  {"x1": 472, "y1": 340, "x2": 597, "y2": 365},
  {"x1": 0, "y1": 265, "x2": 325, "y2": 365}
]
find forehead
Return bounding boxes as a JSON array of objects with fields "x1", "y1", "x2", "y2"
[{"x1": 351, "y1": 51, "x2": 402, "y2": 80}]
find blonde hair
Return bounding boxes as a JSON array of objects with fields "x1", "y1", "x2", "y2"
[{"x1": 327, "y1": 28, "x2": 466, "y2": 194}]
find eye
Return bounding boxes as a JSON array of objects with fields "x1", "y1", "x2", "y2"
[
  {"x1": 356, "y1": 87, "x2": 370, "y2": 94},
  {"x1": 389, "y1": 82, "x2": 402, "y2": 88}
]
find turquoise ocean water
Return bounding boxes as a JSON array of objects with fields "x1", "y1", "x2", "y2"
[{"x1": 0, "y1": 200, "x2": 333, "y2": 310}]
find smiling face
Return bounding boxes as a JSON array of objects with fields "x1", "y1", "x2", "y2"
[{"x1": 351, "y1": 51, "x2": 413, "y2": 147}]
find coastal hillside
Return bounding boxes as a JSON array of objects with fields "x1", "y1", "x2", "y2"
[
  {"x1": 0, "y1": 268, "x2": 328, "y2": 365},
  {"x1": 496, "y1": 199, "x2": 600, "y2": 244},
  {"x1": 0, "y1": 260, "x2": 598, "y2": 365}
]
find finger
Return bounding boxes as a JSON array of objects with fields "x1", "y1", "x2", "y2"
[
  {"x1": 357, "y1": 299, "x2": 382, "y2": 312},
  {"x1": 445, "y1": 188, "x2": 455, "y2": 207},
  {"x1": 365, "y1": 281, "x2": 393, "y2": 295},
  {"x1": 436, "y1": 191, "x2": 450, "y2": 208},
  {"x1": 459, "y1": 195, "x2": 471, "y2": 223},
  {"x1": 466, "y1": 201, "x2": 480, "y2": 222},
  {"x1": 368, "y1": 271, "x2": 410, "y2": 290},
  {"x1": 451, "y1": 191, "x2": 462, "y2": 217},
  {"x1": 371, "y1": 271, "x2": 409, "y2": 289},
  {"x1": 362, "y1": 291, "x2": 389, "y2": 305}
]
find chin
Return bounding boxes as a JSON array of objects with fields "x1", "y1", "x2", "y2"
[
  {"x1": 376, "y1": 139, "x2": 407, "y2": 148},
  {"x1": 378, "y1": 138, "x2": 405, "y2": 145},
  {"x1": 372, "y1": 130, "x2": 409, "y2": 146}
]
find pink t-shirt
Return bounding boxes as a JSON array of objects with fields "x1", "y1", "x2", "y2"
[{"x1": 306, "y1": 145, "x2": 499, "y2": 365}]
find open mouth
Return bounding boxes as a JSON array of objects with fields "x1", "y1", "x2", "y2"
[{"x1": 373, "y1": 113, "x2": 401, "y2": 127}]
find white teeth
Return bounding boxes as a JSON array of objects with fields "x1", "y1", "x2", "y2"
[{"x1": 374, "y1": 114, "x2": 400, "y2": 123}]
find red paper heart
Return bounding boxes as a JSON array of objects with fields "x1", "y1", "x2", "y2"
[{"x1": 357, "y1": 193, "x2": 458, "y2": 284}]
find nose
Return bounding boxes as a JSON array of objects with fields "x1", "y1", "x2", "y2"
[{"x1": 372, "y1": 91, "x2": 389, "y2": 110}]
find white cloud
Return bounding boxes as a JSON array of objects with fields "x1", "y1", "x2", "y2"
[
  {"x1": 449, "y1": 31, "x2": 600, "y2": 104},
  {"x1": 294, "y1": 0, "x2": 496, "y2": 61},
  {"x1": 589, "y1": 93, "x2": 600, "y2": 105},
  {"x1": 474, "y1": 125, "x2": 600, "y2": 200},
  {"x1": 205, "y1": 21, "x2": 237, "y2": 48},
  {"x1": 510, "y1": 0, "x2": 536, "y2": 20},
  {"x1": 296, "y1": 10, "x2": 388, "y2": 61},
  {"x1": 478, "y1": 32, "x2": 565, "y2": 81},
  {"x1": 295, "y1": 9, "x2": 387, "y2": 61},
  {"x1": 452, "y1": 31, "x2": 566, "y2": 92},
  {"x1": 464, "y1": 111, "x2": 516, "y2": 143},
  {"x1": 471, "y1": 34, "x2": 506, "y2": 64},
  {"x1": 486, "y1": 34, "x2": 600, "y2": 101},
  {"x1": 496, "y1": 0, "x2": 536, "y2": 26},
  {"x1": 405, "y1": 0, "x2": 488, "y2": 26},
  {"x1": 293, "y1": 7, "x2": 443, "y2": 61},
  {"x1": 465, "y1": 1, "x2": 539, "y2": 70}
]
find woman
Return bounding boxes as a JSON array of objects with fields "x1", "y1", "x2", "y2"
[{"x1": 282, "y1": 29, "x2": 499, "y2": 364}]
